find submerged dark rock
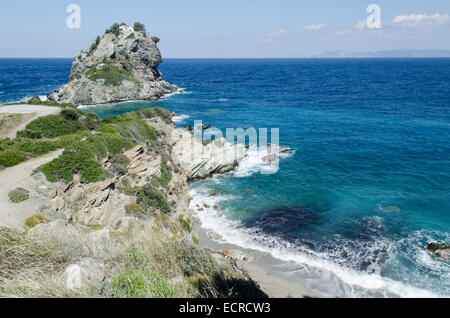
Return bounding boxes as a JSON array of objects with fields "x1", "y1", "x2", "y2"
[{"x1": 246, "y1": 206, "x2": 318, "y2": 237}]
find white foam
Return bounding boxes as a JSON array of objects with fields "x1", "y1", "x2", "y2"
[
  {"x1": 189, "y1": 186, "x2": 443, "y2": 298},
  {"x1": 172, "y1": 114, "x2": 190, "y2": 124},
  {"x1": 232, "y1": 144, "x2": 295, "y2": 178}
]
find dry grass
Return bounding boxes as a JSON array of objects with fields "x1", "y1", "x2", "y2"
[
  {"x1": 0, "y1": 113, "x2": 35, "y2": 138},
  {"x1": 0, "y1": 221, "x2": 266, "y2": 298}
]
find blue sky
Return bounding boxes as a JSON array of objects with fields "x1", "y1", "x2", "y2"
[{"x1": 0, "y1": 0, "x2": 449, "y2": 57}]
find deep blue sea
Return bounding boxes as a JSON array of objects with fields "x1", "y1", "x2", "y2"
[{"x1": 1, "y1": 58, "x2": 449, "y2": 297}]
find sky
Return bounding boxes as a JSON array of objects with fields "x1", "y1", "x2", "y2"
[{"x1": 0, "y1": 0, "x2": 449, "y2": 58}]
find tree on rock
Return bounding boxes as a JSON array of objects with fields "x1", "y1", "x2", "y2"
[{"x1": 133, "y1": 22, "x2": 146, "y2": 33}]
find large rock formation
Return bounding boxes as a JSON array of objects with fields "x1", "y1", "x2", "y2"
[{"x1": 48, "y1": 23, "x2": 176, "y2": 106}]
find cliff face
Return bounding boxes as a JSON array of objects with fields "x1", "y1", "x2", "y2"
[{"x1": 48, "y1": 24, "x2": 176, "y2": 106}]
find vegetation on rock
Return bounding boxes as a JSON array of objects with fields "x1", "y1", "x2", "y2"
[
  {"x1": 8, "y1": 188, "x2": 29, "y2": 203},
  {"x1": 136, "y1": 184, "x2": 170, "y2": 214},
  {"x1": 86, "y1": 63, "x2": 141, "y2": 87},
  {"x1": 24, "y1": 215, "x2": 46, "y2": 228},
  {"x1": 133, "y1": 22, "x2": 146, "y2": 33}
]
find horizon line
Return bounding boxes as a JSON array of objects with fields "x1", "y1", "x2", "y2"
[{"x1": 1, "y1": 56, "x2": 450, "y2": 59}]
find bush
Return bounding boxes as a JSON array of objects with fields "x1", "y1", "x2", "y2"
[
  {"x1": 24, "y1": 215, "x2": 46, "y2": 229},
  {"x1": 133, "y1": 22, "x2": 146, "y2": 33},
  {"x1": 151, "y1": 36, "x2": 160, "y2": 44},
  {"x1": 136, "y1": 184, "x2": 170, "y2": 214},
  {"x1": 8, "y1": 188, "x2": 29, "y2": 203},
  {"x1": 0, "y1": 149, "x2": 27, "y2": 167},
  {"x1": 106, "y1": 23, "x2": 122, "y2": 37},
  {"x1": 159, "y1": 168, "x2": 172, "y2": 186},
  {"x1": 41, "y1": 132, "x2": 134, "y2": 183},
  {"x1": 18, "y1": 113, "x2": 86, "y2": 139},
  {"x1": 86, "y1": 63, "x2": 141, "y2": 87},
  {"x1": 99, "y1": 113, "x2": 157, "y2": 143},
  {"x1": 109, "y1": 153, "x2": 130, "y2": 176},
  {"x1": 138, "y1": 107, "x2": 172, "y2": 124}
]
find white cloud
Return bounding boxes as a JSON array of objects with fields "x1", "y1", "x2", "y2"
[
  {"x1": 392, "y1": 13, "x2": 449, "y2": 26},
  {"x1": 303, "y1": 24, "x2": 327, "y2": 31},
  {"x1": 254, "y1": 29, "x2": 288, "y2": 43},
  {"x1": 353, "y1": 20, "x2": 366, "y2": 30}
]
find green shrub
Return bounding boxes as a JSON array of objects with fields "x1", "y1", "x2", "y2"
[
  {"x1": 192, "y1": 234, "x2": 199, "y2": 245},
  {"x1": 105, "y1": 23, "x2": 122, "y2": 37},
  {"x1": 112, "y1": 269, "x2": 177, "y2": 298},
  {"x1": 136, "y1": 184, "x2": 170, "y2": 213},
  {"x1": 24, "y1": 215, "x2": 46, "y2": 229},
  {"x1": 86, "y1": 63, "x2": 141, "y2": 87},
  {"x1": 0, "y1": 149, "x2": 27, "y2": 167},
  {"x1": 159, "y1": 168, "x2": 172, "y2": 186},
  {"x1": 8, "y1": 188, "x2": 29, "y2": 203},
  {"x1": 87, "y1": 36, "x2": 101, "y2": 55},
  {"x1": 41, "y1": 132, "x2": 134, "y2": 183},
  {"x1": 151, "y1": 36, "x2": 160, "y2": 44},
  {"x1": 60, "y1": 108, "x2": 80, "y2": 121},
  {"x1": 24, "y1": 99, "x2": 76, "y2": 108},
  {"x1": 109, "y1": 153, "x2": 130, "y2": 176},
  {"x1": 138, "y1": 107, "x2": 172, "y2": 124},
  {"x1": 133, "y1": 22, "x2": 146, "y2": 33},
  {"x1": 99, "y1": 113, "x2": 157, "y2": 143},
  {"x1": 0, "y1": 131, "x2": 91, "y2": 168},
  {"x1": 18, "y1": 113, "x2": 86, "y2": 139},
  {"x1": 126, "y1": 33, "x2": 135, "y2": 40}
]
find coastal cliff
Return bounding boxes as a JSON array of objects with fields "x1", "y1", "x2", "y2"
[
  {"x1": 47, "y1": 23, "x2": 176, "y2": 106},
  {"x1": 0, "y1": 105, "x2": 266, "y2": 298}
]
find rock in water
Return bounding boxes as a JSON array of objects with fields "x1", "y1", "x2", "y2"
[
  {"x1": 425, "y1": 242, "x2": 450, "y2": 260},
  {"x1": 47, "y1": 23, "x2": 176, "y2": 106}
]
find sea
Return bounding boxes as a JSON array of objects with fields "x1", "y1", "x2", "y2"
[{"x1": 1, "y1": 57, "x2": 449, "y2": 297}]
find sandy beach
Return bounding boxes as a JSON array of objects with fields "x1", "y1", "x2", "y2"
[{"x1": 196, "y1": 220, "x2": 317, "y2": 298}]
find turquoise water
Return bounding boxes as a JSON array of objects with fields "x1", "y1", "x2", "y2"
[{"x1": 1, "y1": 58, "x2": 449, "y2": 297}]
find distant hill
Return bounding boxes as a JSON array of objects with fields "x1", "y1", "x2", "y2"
[{"x1": 295, "y1": 49, "x2": 450, "y2": 58}]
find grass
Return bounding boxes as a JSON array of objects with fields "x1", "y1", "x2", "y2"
[
  {"x1": 8, "y1": 188, "x2": 29, "y2": 203},
  {"x1": 125, "y1": 203, "x2": 144, "y2": 215},
  {"x1": 0, "y1": 222, "x2": 267, "y2": 298},
  {"x1": 111, "y1": 269, "x2": 178, "y2": 298},
  {"x1": 179, "y1": 217, "x2": 192, "y2": 233},
  {"x1": 0, "y1": 113, "x2": 35, "y2": 138}
]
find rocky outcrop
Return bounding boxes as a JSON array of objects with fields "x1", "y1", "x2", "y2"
[
  {"x1": 426, "y1": 243, "x2": 450, "y2": 260},
  {"x1": 171, "y1": 129, "x2": 246, "y2": 179},
  {"x1": 48, "y1": 24, "x2": 176, "y2": 106}
]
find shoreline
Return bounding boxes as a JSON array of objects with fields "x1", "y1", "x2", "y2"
[{"x1": 194, "y1": 214, "x2": 317, "y2": 298}]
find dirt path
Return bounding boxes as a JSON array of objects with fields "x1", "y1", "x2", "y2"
[
  {"x1": 0, "y1": 105, "x2": 60, "y2": 138},
  {"x1": 0, "y1": 150, "x2": 62, "y2": 228}
]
